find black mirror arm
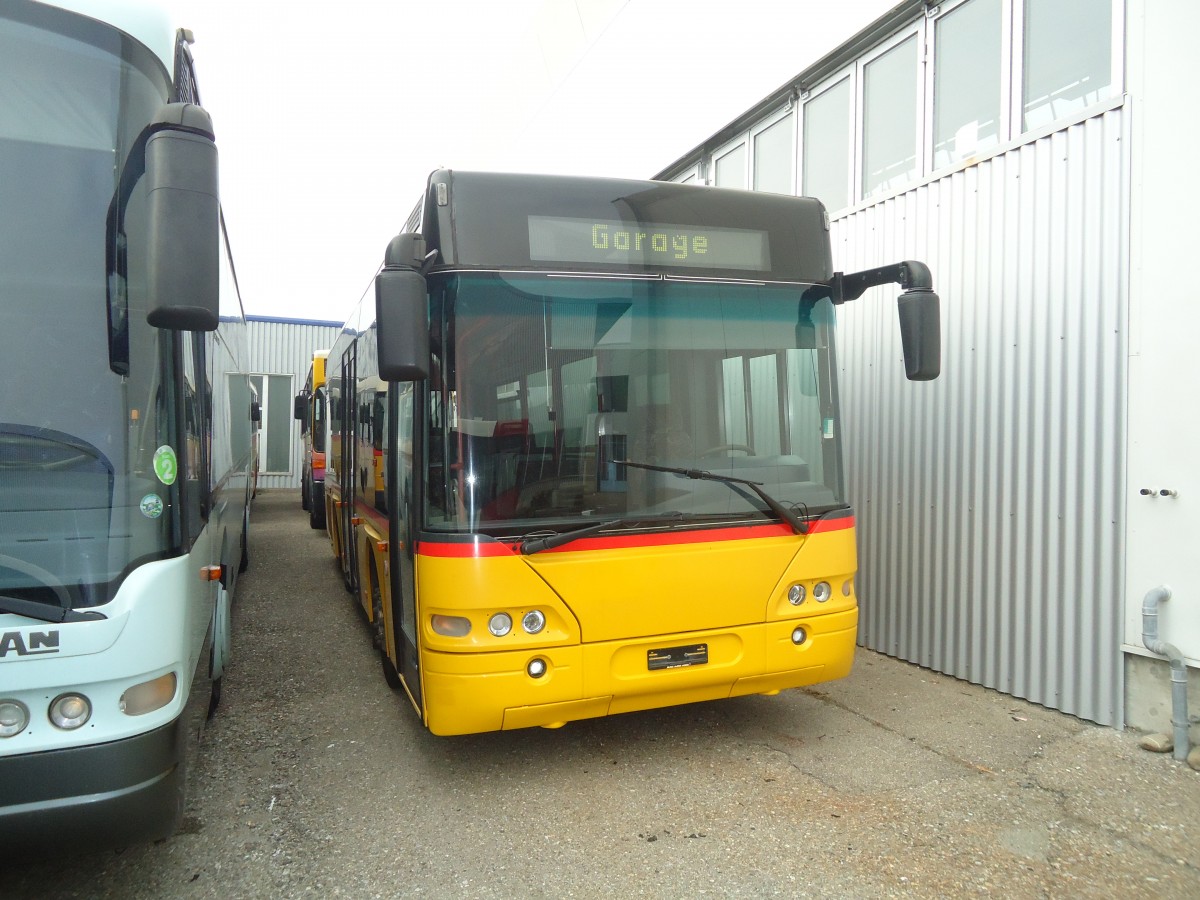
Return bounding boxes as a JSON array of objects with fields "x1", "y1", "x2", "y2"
[{"x1": 832, "y1": 260, "x2": 933, "y2": 304}]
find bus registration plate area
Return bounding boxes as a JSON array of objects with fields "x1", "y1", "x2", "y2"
[{"x1": 647, "y1": 643, "x2": 708, "y2": 671}]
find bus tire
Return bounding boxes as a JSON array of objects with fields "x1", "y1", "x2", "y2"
[
  {"x1": 208, "y1": 675, "x2": 223, "y2": 718},
  {"x1": 310, "y1": 482, "x2": 326, "y2": 530},
  {"x1": 239, "y1": 507, "x2": 250, "y2": 574},
  {"x1": 301, "y1": 474, "x2": 310, "y2": 511}
]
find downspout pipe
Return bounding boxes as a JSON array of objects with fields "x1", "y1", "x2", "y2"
[{"x1": 1142, "y1": 586, "x2": 1191, "y2": 762}]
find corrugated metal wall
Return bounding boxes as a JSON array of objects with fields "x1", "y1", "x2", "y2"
[
  {"x1": 831, "y1": 105, "x2": 1128, "y2": 726},
  {"x1": 246, "y1": 317, "x2": 343, "y2": 491}
]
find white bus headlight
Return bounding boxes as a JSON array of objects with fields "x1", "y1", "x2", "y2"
[
  {"x1": 0, "y1": 700, "x2": 30, "y2": 738},
  {"x1": 813, "y1": 581, "x2": 832, "y2": 602},
  {"x1": 788, "y1": 584, "x2": 805, "y2": 605},
  {"x1": 521, "y1": 610, "x2": 546, "y2": 634},
  {"x1": 49, "y1": 693, "x2": 91, "y2": 730},
  {"x1": 488, "y1": 612, "x2": 513, "y2": 637}
]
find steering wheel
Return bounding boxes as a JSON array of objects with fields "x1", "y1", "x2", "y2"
[
  {"x1": 700, "y1": 443, "x2": 755, "y2": 458},
  {"x1": 0, "y1": 553, "x2": 73, "y2": 608}
]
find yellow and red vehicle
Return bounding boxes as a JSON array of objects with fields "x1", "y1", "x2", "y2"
[
  {"x1": 325, "y1": 170, "x2": 941, "y2": 736},
  {"x1": 294, "y1": 350, "x2": 329, "y2": 529}
]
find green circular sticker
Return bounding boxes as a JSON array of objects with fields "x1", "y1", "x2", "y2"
[
  {"x1": 153, "y1": 445, "x2": 178, "y2": 485},
  {"x1": 140, "y1": 494, "x2": 164, "y2": 519}
]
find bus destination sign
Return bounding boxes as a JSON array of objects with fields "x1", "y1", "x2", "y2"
[{"x1": 528, "y1": 215, "x2": 770, "y2": 272}]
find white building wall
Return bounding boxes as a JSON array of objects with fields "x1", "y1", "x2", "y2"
[
  {"x1": 1121, "y1": 0, "x2": 1200, "y2": 737},
  {"x1": 246, "y1": 318, "x2": 342, "y2": 491}
]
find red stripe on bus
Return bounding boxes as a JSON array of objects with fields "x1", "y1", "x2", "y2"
[{"x1": 416, "y1": 514, "x2": 854, "y2": 558}]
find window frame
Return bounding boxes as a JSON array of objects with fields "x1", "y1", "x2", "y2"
[
  {"x1": 1010, "y1": 0, "x2": 1124, "y2": 139},
  {"x1": 800, "y1": 72, "x2": 855, "y2": 214},
  {"x1": 925, "y1": 0, "x2": 1012, "y2": 177},
  {"x1": 249, "y1": 372, "x2": 296, "y2": 476},
  {"x1": 750, "y1": 102, "x2": 797, "y2": 195},
  {"x1": 855, "y1": 23, "x2": 925, "y2": 203},
  {"x1": 711, "y1": 133, "x2": 749, "y2": 189}
]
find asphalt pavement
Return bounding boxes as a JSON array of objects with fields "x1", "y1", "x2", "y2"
[{"x1": 12, "y1": 490, "x2": 1200, "y2": 899}]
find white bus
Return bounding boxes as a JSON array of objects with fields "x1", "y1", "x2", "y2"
[{"x1": 0, "y1": 0, "x2": 252, "y2": 850}]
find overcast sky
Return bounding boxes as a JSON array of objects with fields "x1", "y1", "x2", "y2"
[{"x1": 174, "y1": 0, "x2": 890, "y2": 323}]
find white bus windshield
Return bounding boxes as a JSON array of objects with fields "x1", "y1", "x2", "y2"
[{"x1": 0, "y1": 7, "x2": 178, "y2": 611}]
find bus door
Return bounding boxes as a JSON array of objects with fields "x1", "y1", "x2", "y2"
[
  {"x1": 339, "y1": 344, "x2": 358, "y2": 592},
  {"x1": 387, "y1": 382, "x2": 421, "y2": 707}
]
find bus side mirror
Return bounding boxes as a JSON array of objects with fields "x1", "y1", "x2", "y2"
[
  {"x1": 376, "y1": 268, "x2": 429, "y2": 381},
  {"x1": 294, "y1": 395, "x2": 308, "y2": 421},
  {"x1": 897, "y1": 289, "x2": 941, "y2": 381},
  {"x1": 145, "y1": 104, "x2": 220, "y2": 332}
]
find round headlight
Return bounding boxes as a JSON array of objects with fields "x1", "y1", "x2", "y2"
[
  {"x1": 788, "y1": 584, "x2": 805, "y2": 605},
  {"x1": 0, "y1": 700, "x2": 30, "y2": 738},
  {"x1": 488, "y1": 612, "x2": 513, "y2": 637},
  {"x1": 521, "y1": 610, "x2": 546, "y2": 634},
  {"x1": 527, "y1": 658, "x2": 548, "y2": 678},
  {"x1": 791, "y1": 627, "x2": 808, "y2": 645},
  {"x1": 49, "y1": 693, "x2": 91, "y2": 730},
  {"x1": 813, "y1": 581, "x2": 832, "y2": 603}
]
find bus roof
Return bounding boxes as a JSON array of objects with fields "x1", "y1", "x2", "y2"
[{"x1": 418, "y1": 170, "x2": 834, "y2": 286}]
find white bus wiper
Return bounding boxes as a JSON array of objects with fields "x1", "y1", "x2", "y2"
[
  {"x1": 0, "y1": 595, "x2": 106, "y2": 623},
  {"x1": 618, "y1": 460, "x2": 808, "y2": 535}
]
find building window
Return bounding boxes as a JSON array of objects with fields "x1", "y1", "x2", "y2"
[
  {"x1": 714, "y1": 141, "x2": 747, "y2": 189},
  {"x1": 1022, "y1": 0, "x2": 1113, "y2": 132},
  {"x1": 934, "y1": 0, "x2": 1002, "y2": 168},
  {"x1": 802, "y1": 77, "x2": 851, "y2": 212},
  {"x1": 752, "y1": 111, "x2": 794, "y2": 194},
  {"x1": 250, "y1": 373, "x2": 294, "y2": 474},
  {"x1": 862, "y1": 34, "x2": 919, "y2": 198}
]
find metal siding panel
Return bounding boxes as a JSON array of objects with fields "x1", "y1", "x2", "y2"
[
  {"x1": 246, "y1": 320, "x2": 342, "y2": 490},
  {"x1": 832, "y1": 108, "x2": 1126, "y2": 726}
]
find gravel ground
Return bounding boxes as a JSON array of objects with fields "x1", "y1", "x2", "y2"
[{"x1": 11, "y1": 490, "x2": 1200, "y2": 898}]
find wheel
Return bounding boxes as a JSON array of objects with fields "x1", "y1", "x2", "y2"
[
  {"x1": 701, "y1": 443, "x2": 755, "y2": 458},
  {"x1": 309, "y1": 484, "x2": 326, "y2": 530},
  {"x1": 381, "y1": 650, "x2": 402, "y2": 689},
  {"x1": 208, "y1": 675, "x2": 223, "y2": 718},
  {"x1": 369, "y1": 557, "x2": 402, "y2": 688},
  {"x1": 238, "y1": 507, "x2": 250, "y2": 574}
]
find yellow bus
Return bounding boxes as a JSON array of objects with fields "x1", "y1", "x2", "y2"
[
  {"x1": 294, "y1": 350, "x2": 329, "y2": 529},
  {"x1": 325, "y1": 170, "x2": 941, "y2": 736}
]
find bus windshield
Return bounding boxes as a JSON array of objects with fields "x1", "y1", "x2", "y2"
[
  {"x1": 0, "y1": 8, "x2": 178, "y2": 611},
  {"x1": 428, "y1": 273, "x2": 845, "y2": 533}
]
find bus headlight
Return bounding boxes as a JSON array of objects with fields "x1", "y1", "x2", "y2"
[
  {"x1": 121, "y1": 672, "x2": 178, "y2": 716},
  {"x1": 791, "y1": 627, "x2": 808, "y2": 645},
  {"x1": 788, "y1": 584, "x2": 805, "y2": 605},
  {"x1": 0, "y1": 700, "x2": 30, "y2": 738},
  {"x1": 521, "y1": 610, "x2": 546, "y2": 634},
  {"x1": 813, "y1": 582, "x2": 832, "y2": 602},
  {"x1": 488, "y1": 612, "x2": 513, "y2": 637},
  {"x1": 527, "y1": 658, "x2": 548, "y2": 678},
  {"x1": 49, "y1": 693, "x2": 91, "y2": 730}
]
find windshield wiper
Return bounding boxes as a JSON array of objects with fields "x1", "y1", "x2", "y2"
[
  {"x1": 0, "y1": 595, "x2": 106, "y2": 624},
  {"x1": 618, "y1": 460, "x2": 808, "y2": 535},
  {"x1": 518, "y1": 512, "x2": 689, "y2": 555},
  {"x1": 519, "y1": 519, "x2": 622, "y2": 555}
]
